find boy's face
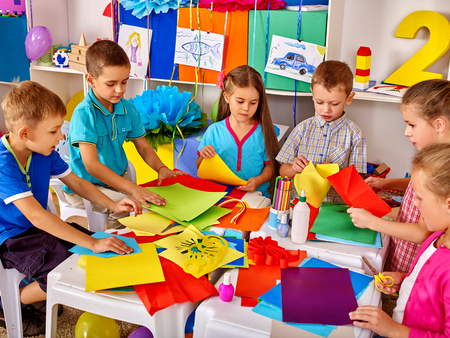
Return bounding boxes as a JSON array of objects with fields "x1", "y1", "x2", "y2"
[
  {"x1": 87, "y1": 65, "x2": 130, "y2": 111},
  {"x1": 311, "y1": 84, "x2": 354, "y2": 122},
  {"x1": 25, "y1": 115, "x2": 65, "y2": 156}
]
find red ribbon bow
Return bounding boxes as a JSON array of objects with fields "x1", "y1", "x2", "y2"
[{"x1": 247, "y1": 236, "x2": 300, "y2": 269}]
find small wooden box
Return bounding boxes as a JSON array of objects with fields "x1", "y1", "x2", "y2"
[
  {"x1": 68, "y1": 61, "x2": 87, "y2": 73},
  {"x1": 70, "y1": 43, "x2": 91, "y2": 57},
  {"x1": 69, "y1": 53, "x2": 86, "y2": 64}
]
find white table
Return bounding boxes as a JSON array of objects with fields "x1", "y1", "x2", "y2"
[{"x1": 193, "y1": 266, "x2": 380, "y2": 338}]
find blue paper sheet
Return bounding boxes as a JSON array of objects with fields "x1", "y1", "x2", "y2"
[{"x1": 69, "y1": 232, "x2": 142, "y2": 257}]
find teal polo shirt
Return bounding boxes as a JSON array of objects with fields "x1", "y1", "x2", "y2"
[{"x1": 65, "y1": 89, "x2": 145, "y2": 193}]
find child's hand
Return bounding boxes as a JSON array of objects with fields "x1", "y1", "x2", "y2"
[
  {"x1": 131, "y1": 186, "x2": 166, "y2": 208},
  {"x1": 112, "y1": 197, "x2": 143, "y2": 215},
  {"x1": 92, "y1": 236, "x2": 134, "y2": 255},
  {"x1": 292, "y1": 155, "x2": 309, "y2": 173},
  {"x1": 238, "y1": 177, "x2": 260, "y2": 193},
  {"x1": 157, "y1": 167, "x2": 187, "y2": 186},
  {"x1": 347, "y1": 207, "x2": 378, "y2": 230},
  {"x1": 374, "y1": 271, "x2": 405, "y2": 294},
  {"x1": 199, "y1": 145, "x2": 216, "y2": 159},
  {"x1": 349, "y1": 306, "x2": 410, "y2": 337},
  {"x1": 365, "y1": 177, "x2": 386, "y2": 189}
]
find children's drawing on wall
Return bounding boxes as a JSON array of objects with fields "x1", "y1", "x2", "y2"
[
  {"x1": 118, "y1": 24, "x2": 151, "y2": 79},
  {"x1": 174, "y1": 27, "x2": 224, "y2": 72},
  {"x1": 265, "y1": 35, "x2": 326, "y2": 83}
]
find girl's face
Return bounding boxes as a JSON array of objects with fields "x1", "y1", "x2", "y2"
[
  {"x1": 412, "y1": 168, "x2": 450, "y2": 232},
  {"x1": 224, "y1": 86, "x2": 259, "y2": 125},
  {"x1": 401, "y1": 104, "x2": 439, "y2": 151}
]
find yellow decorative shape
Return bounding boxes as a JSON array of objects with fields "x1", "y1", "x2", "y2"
[
  {"x1": 65, "y1": 91, "x2": 84, "y2": 121},
  {"x1": 123, "y1": 141, "x2": 174, "y2": 185},
  {"x1": 385, "y1": 10, "x2": 450, "y2": 87},
  {"x1": 356, "y1": 56, "x2": 371, "y2": 70},
  {"x1": 317, "y1": 46, "x2": 326, "y2": 55},
  {"x1": 294, "y1": 162, "x2": 339, "y2": 208},
  {"x1": 355, "y1": 75, "x2": 370, "y2": 83},
  {"x1": 118, "y1": 211, "x2": 185, "y2": 235},
  {"x1": 198, "y1": 154, "x2": 247, "y2": 186}
]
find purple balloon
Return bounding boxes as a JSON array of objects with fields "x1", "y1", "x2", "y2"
[
  {"x1": 25, "y1": 26, "x2": 52, "y2": 60},
  {"x1": 128, "y1": 327, "x2": 153, "y2": 338}
]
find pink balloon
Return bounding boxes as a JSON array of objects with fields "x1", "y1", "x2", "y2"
[
  {"x1": 128, "y1": 327, "x2": 153, "y2": 338},
  {"x1": 25, "y1": 26, "x2": 52, "y2": 60}
]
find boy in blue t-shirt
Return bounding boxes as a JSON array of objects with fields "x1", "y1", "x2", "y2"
[
  {"x1": 63, "y1": 40, "x2": 185, "y2": 228},
  {"x1": 0, "y1": 81, "x2": 140, "y2": 334}
]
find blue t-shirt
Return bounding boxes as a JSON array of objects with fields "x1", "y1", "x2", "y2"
[
  {"x1": 198, "y1": 117, "x2": 270, "y2": 197},
  {"x1": 0, "y1": 136, "x2": 70, "y2": 244},
  {"x1": 66, "y1": 89, "x2": 145, "y2": 192}
]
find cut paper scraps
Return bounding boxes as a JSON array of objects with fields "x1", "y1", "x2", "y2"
[
  {"x1": 281, "y1": 267, "x2": 358, "y2": 325},
  {"x1": 118, "y1": 211, "x2": 185, "y2": 235},
  {"x1": 327, "y1": 165, "x2": 391, "y2": 218},
  {"x1": 135, "y1": 257, "x2": 218, "y2": 316},
  {"x1": 85, "y1": 243, "x2": 164, "y2": 292},
  {"x1": 69, "y1": 232, "x2": 142, "y2": 258},
  {"x1": 217, "y1": 206, "x2": 270, "y2": 231},
  {"x1": 248, "y1": 236, "x2": 304, "y2": 269},
  {"x1": 294, "y1": 162, "x2": 339, "y2": 208},
  {"x1": 198, "y1": 154, "x2": 247, "y2": 186},
  {"x1": 156, "y1": 225, "x2": 244, "y2": 278},
  {"x1": 310, "y1": 203, "x2": 378, "y2": 245}
]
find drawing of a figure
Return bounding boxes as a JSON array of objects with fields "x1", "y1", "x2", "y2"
[{"x1": 126, "y1": 32, "x2": 141, "y2": 77}]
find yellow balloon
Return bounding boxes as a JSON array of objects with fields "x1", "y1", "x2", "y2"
[
  {"x1": 75, "y1": 312, "x2": 120, "y2": 338},
  {"x1": 66, "y1": 91, "x2": 85, "y2": 121}
]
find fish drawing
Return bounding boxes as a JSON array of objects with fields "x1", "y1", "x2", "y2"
[{"x1": 182, "y1": 35, "x2": 221, "y2": 62}]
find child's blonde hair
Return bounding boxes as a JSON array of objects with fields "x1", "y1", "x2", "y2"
[
  {"x1": 218, "y1": 65, "x2": 280, "y2": 196},
  {"x1": 412, "y1": 142, "x2": 450, "y2": 202},
  {"x1": 311, "y1": 60, "x2": 354, "y2": 96},
  {"x1": 2, "y1": 81, "x2": 66, "y2": 131},
  {"x1": 86, "y1": 40, "x2": 130, "y2": 78},
  {"x1": 401, "y1": 79, "x2": 450, "y2": 125}
]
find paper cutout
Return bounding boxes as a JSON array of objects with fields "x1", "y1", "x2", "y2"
[
  {"x1": 85, "y1": 243, "x2": 164, "y2": 292},
  {"x1": 118, "y1": 24, "x2": 151, "y2": 79},
  {"x1": 248, "y1": 236, "x2": 303, "y2": 269},
  {"x1": 134, "y1": 257, "x2": 218, "y2": 316},
  {"x1": 141, "y1": 171, "x2": 227, "y2": 192},
  {"x1": 327, "y1": 165, "x2": 391, "y2": 217},
  {"x1": 294, "y1": 162, "x2": 339, "y2": 208},
  {"x1": 145, "y1": 183, "x2": 227, "y2": 221},
  {"x1": 118, "y1": 211, "x2": 185, "y2": 235},
  {"x1": 198, "y1": 154, "x2": 247, "y2": 186},
  {"x1": 235, "y1": 264, "x2": 280, "y2": 299},
  {"x1": 311, "y1": 203, "x2": 377, "y2": 245},
  {"x1": 217, "y1": 206, "x2": 270, "y2": 231},
  {"x1": 69, "y1": 232, "x2": 142, "y2": 257},
  {"x1": 281, "y1": 267, "x2": 358, "y2": 325}
]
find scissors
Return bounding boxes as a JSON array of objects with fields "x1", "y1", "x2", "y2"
[{"x1": 362, "y1": 256, "x2": 394, "y2": 294}]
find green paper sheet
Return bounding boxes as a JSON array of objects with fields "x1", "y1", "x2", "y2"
[
  {"x1": 144, "y1": 183, "x2": 227, "y2": 221},
  {"x1": 310, "y1": 203, "x2": 377, "y2": 245},
  {"x1": 248, "y1": 10, "x2": 328, "y2": 92},
  {"x1": 168, "y1": 205, "x2": 232, "y2": 231}
]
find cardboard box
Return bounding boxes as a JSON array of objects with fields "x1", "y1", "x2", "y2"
[{"x1": 373, "y1": 163, "x2": 389, "y2": 176}]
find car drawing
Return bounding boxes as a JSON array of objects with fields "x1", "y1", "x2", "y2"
[{"x1": 272, "y1": 52, "x2": 316, "y2": 75}]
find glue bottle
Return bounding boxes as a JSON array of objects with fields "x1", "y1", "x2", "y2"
[
  {"x1": 219, "y1": 272, "x2": 234, "y2": 302},
  {"x1": 276, "y1": 213, "x2": 290, "y2": 238},
  {"x1": 291, "y1": 190, "x2": 310, "y2": 244}
]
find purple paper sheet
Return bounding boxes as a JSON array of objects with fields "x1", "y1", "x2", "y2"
[{"x1": 281, "y1": 267, "x2": 358, "y2": 325}]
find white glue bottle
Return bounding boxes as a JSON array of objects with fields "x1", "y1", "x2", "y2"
[{"x1": 291, "y1": 190, "x2": 310, "y2": 244}]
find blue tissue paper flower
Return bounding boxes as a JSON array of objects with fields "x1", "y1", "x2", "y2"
[
  {"x1": 121, "y1": 0, "x2": 179, "y2": 18},
  {"x1": 130, "y1": 85, "x2": 207, "y2": 149}
]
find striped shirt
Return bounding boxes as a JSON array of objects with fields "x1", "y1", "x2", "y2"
[
  {"x1": 276, "y1": 112, "x2": 367, "y2": 203},
  {"x1": 385, "y1": 182, "x2": 421, "y2": 273}
]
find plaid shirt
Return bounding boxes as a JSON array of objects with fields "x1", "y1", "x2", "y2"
[
  {"x1": 385, "y1": 182, "x2": 421, "y2": 273},
  {"x1": 276, "y1": 113, "x2": 367, "y2": 203}
]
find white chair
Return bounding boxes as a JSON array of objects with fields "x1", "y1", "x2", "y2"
[
  {"x1": 51, "y1": 120, "x2": 138, "y2": 232},
  {"x1": 0, "y1": 198, "x2": 57, "y2": 338}
]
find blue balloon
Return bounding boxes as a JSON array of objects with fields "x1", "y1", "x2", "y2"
[{"x1": 128, "y1": 327, "x2": 153, "y2": 338}]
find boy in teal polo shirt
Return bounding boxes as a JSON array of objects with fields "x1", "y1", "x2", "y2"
[{"x1": 64, "y1": 40, "x2": 185, "y2": 228}]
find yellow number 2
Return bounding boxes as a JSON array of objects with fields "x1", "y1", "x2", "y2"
[{"x1": 384, "y1": 11, "x2": 450, "y2": 87}]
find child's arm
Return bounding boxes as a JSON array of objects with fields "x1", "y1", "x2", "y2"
[
  {"x1": 14, "y1": 195, "x2": 134, "y2": 255},
  {"x1": 196, "y1": 145, "x2": 216, "y2": 169},
  {"x1": 132, "y1": 137, "x2": 186, "y2": 185},
  {"x1": 79, "y1": 142, "x2": 166, "y2": 207},
  {"x1": 348, "y1": 207, "x2": 432, "y2": 244},
  {"x1": 279, "y1": 155, "x2": 309, "y2": 177},
  {"x1": 238, "y1": 163, "x2": 274, "y2": 193},
  {"x1": 366, "y1": 177, "x2": 410, "y2": 192}
]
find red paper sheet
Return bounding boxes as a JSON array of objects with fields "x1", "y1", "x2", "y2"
[
  {"x1": 327, "y1": 165, "x2": 391, "y2": 218},
  {"x1": 235, "y1": 264, "x2": 280, "y2": 299}
]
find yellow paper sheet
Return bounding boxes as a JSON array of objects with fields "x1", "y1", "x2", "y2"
[
  {"x1": 85, "y1": 243, "x2": 165, "y2": 292},
  {"x1": 118, "y1": 211, "x2": 185, "y2": 235},
  {"x1": 198, "y1": 154, "x2": 247, "y2": 186},
  {"x1": 294, "y1": 162, "x2": 340, "y2": 208}
]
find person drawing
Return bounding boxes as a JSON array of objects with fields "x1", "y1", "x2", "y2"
[{"x1": 126, "y1": 32, "x2": 141, "y2": 77}]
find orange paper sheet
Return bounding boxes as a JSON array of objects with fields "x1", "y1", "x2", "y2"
[
  {"x1": 198, "y1": 154, "x2": 247, "y2": 186},
  {"x1": 327, "y1": 165, "x2": 391, "y2": 218},
  {"x1": 218, "y1": 206, "x2": 270, "y2": 231},
  {"x1": 235, "y1": 264, "x2": 280, "y2": 299}
]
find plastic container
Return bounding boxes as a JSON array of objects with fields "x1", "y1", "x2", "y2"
[
  {"x1": 276, "y1": 213, "x2": 290, "y2": 238},
  {"x1": 291, "y1": 190, "x2": 310, "y2": 244},
  {"x1": 219, "y1": 272, "x2": 234, "y2": 302}
]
